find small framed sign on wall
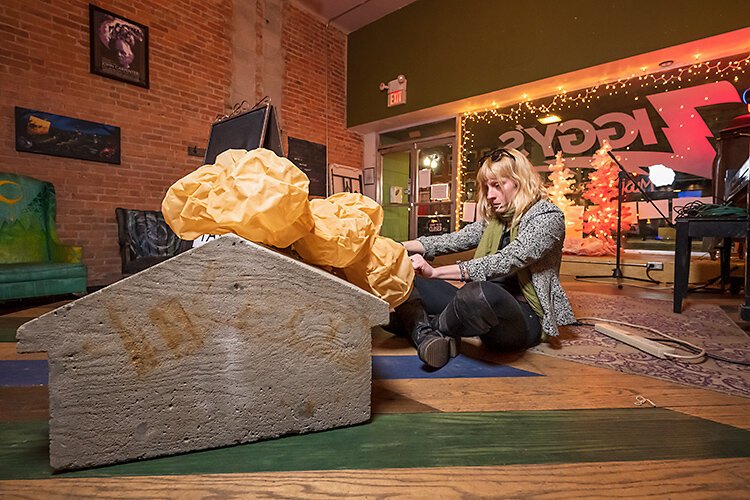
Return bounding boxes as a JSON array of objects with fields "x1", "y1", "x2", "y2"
[
  {"x1": 330, "y1": 164, "x2": 363, "y2": 195},
  {"x1": 89, "y1": 4, "x2": 149, "y2": 88}
]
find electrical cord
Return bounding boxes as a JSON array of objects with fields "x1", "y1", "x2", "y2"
[
  {"x1": 674, "y1": 200, "x2": 748, "y2": 219},
  {"x1": 578, "y1": 316, "x2": 705, "y2": 362},
  {"x1": 688, "y1": 266, "x2": 740, "y2": 293},
  {"x1": 651, "y1": 338, "x2": 750, "y2": 366},
  {"x1": 576, "y1": 317, "x2": 750, "y2": 365}
]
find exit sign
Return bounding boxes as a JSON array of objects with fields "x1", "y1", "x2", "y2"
[
  {"x1": 388, "y1": 89, "x2": 406, "y2": 107},
  {"x1": 386, "y1": 76, "x2": 407, "y2": 107}
]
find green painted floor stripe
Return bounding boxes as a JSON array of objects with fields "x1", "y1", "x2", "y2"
[
  {"x1": 1, "y1": 408, "x2": 748, "y2": 480},
  {"x1": 0, "y1": 317, "x2": 30, "y2": 342}
]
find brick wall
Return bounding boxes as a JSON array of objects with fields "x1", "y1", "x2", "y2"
[
  {"x1": 0, "y1": 0, "x2": 362, "y2": 286},
  {"x1": 282, "y1": 3, "x2": 363, "y2": 169}
]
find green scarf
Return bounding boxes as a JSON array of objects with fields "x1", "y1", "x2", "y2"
[{"x1": 474, "y1": 218, "x2": 544, "y2": 319}]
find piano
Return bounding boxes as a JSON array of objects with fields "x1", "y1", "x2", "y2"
[{"x1": 712, "y1": 114, "x2": 750, "y2": 319}]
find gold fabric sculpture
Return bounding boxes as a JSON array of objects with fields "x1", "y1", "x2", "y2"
[
  {"x1": 162, "y1": 148, "x2": 313, "y2": 248},
  {"x1": 292, "y1": 198, "x2": 375, "y2": 268},
  {"x1": 162, "y1": 148, "x2": 413, "y2": 307}
]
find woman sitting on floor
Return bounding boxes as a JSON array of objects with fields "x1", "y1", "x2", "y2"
[{"x1": 391, "y1": 147, "x2": 576, "y2": 369}]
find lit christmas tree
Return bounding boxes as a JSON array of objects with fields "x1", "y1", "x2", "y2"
[
  {"x1": 582, "y1": 143, "x2": 634, "y2": 252},
  {"x1": 547, "y1": 151, "x2": 577, "y2": 233}
]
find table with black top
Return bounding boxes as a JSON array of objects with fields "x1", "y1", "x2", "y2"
[{"x1": 673, "y1": 216, "x2": 749, "y2": 318}]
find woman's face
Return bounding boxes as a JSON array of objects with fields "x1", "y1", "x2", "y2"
[{"x1": 485, "y1": 172, "x2": 518, "y2": 214}]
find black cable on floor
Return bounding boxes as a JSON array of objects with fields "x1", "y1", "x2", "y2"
[{"x1": 649, "y1": 338, "x2": 750, "y2": 366}]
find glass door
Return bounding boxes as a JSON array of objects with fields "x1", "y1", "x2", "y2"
[
  {"x1": 414, "y1": 141, "x2": 454, "y2": 238},
  {"x1": 379, "y1": 138, "x2": 455, "y2": 241},
  {"x1": 380, "y1": 150, "x2": 411, "y2": 242}
]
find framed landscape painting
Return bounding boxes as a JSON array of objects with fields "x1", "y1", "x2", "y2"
[{"x1": 15, "y1": 107, "x2": 121, "y2": 164}]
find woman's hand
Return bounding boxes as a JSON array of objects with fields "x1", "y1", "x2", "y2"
[
  {"x1": 409, "y1": 257, "x2": 462, "y2": 281},
  {"x1": 409, "y1": 254, "x2": 436, "y2": 278}
]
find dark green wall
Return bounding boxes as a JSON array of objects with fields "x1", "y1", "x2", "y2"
[{"x1": 347, "y1": 0, "x2": 750, "y2": 127}]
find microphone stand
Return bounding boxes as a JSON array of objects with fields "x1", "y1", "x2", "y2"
[{"x1": 576, "y1": 151, "x2": 674, "y2": 288}]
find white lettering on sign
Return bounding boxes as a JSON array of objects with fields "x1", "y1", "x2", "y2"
[
  {"x1": 558, "y1": 119, "x2": 598, "y2": 155},
  {"x1": 498, "y1": 82, "x2": 743, "y2": 179},
  {"x1": 507, "y1": 110, "x2": 657, "y2": 158},
  {"x1": 388, "y1": 89, "x2": 406, "y2": 107}
]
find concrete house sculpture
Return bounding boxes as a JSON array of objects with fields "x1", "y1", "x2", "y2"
[{"x1": 17, "y1": 235, "x2": 389, "y2": 471}]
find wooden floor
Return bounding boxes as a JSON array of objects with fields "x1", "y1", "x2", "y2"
[{"x1": 1, "y1": 278, "x2": 749, "y2": 498}]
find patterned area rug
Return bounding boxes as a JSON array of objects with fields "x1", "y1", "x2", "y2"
[{"x1": 530, "y1": 292, "x2": 750, "y2": 398}]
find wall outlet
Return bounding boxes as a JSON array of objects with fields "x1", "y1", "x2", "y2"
[{"x1": 647, "y1": 261, "x2": 664, "y2": 271}]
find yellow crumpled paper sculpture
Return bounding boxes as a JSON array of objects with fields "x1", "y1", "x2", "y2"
[
  {"x1": 161, "y1": 148, "x2": 414, "y2": 307},
  {"x1": 343, "y1": 235, "x2": 414, "y2": 308},
  {"x1": 292, "y1": 197, "x2": 375, "y2": 268},
  {"x1": 326, "y1": 192, "x2": 384, "y2": 233},
  {"x1": 162, "y1": 148, "x2": 313, "y2": 248}
]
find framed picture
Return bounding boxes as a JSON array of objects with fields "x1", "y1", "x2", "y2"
[
  {"x1": 329, "y1": 164, "x2": 363, "y2": 195},
  {"x1": 363, "y1": 167, "x2": 375, "y2": 185},
  {"x1": 331, "y1": 173, "x2": 363, "y2": 195},
  {"x1": 89, "y1": 4, "x2": 149, "y2": 88},
  {"x1": 430, "y1": 183, "x2": 450, "y2": 201},
  {"x1": 15, "y1": 107, "x2": 121, "y2": 164}
]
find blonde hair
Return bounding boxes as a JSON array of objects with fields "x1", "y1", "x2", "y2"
[{"x1": 476, "y1": 148, "x2": 547, "y2": 227}]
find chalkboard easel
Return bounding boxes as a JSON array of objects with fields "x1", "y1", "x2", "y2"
[
  {"x1": 204, "y1": 103, "x2": 283, "y2": 165},
  {"x1": 287, "y1": 137, "x2": 327, "y2": 197}
]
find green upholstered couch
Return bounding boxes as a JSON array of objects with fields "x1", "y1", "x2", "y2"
[{"x1": 0, "y1": 173, "x2": 87, "y2": 300}]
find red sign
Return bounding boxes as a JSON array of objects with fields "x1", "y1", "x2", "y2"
[{"x1": 388, "y1": 89, "x2": 406, "y2": 107}]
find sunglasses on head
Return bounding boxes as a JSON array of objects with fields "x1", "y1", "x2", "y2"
[{"x1": 480, "y1": 148, "x2": 514, "y2": 164}]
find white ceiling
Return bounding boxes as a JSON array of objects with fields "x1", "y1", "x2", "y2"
[{"x1": 294, "y1": 0, "x2": 417, "y2": 34}]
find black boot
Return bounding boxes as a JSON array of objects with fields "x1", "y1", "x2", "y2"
[
  {"x1": 413, "y1": 320, "x2": 460, "y2": 369},
  {"x1": 394, "y1": 298, "x2": 459, "y2": 369},
  {"x1": 437, "y1": 281, "x2": 499, "y2": 338}
]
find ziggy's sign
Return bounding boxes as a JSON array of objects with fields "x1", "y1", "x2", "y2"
[{"x1": 467, "y1": 55, "x2": 750, "y2": 180}]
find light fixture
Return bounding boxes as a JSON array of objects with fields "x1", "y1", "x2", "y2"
[
  {"x1": 423, "y1": 153, "x2": 440, "y2": 169},
  {"x1": 658, "y1": 60, "x2": 674, "y2": 68},
  {"x1": 648, "y1": 164, "x2": 676, "y2": 187},
  {"x1": 378, "y1": 74, "x2": 407, "y2": 91},
  {"x1": 538, "y1": 114, "x2": 561, "y2": 125}
]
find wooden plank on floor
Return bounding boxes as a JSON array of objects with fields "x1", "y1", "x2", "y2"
[
  {"x1": 0, "y1": 343, "x2": 46, "y2": 361},
  {"x1": 668, "y1": 405, "x2": 750, "y2": 431},
  {"x1": 371, "y1": 385, "x2": 440, "y2": 414},
  {"x1": 1, "y1": 458, "x2": 748, "y2": 498},
  {"x1": 0, "y1": 301, "x2": 70, "y2": 319},
  {"x1": 2, "y1": 409, "x2": 748, "y2": 480},
  {"x1": 373, "y1": 351, "x2": 749, "y2": 413},
  {"x1": 0, "y1": 317, "x2": 33, "y2": 342},
  {"x1": 0, "y1": 387, "x2": 48, "y2": 422}
]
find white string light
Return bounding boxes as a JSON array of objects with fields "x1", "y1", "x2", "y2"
[{"x1": 455, "y1": 53, "x2": 750, "y2": 227}]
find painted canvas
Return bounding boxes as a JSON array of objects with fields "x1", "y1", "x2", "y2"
[{"x1": 14, "y1": 107, "x2": 121, "y2": 164}]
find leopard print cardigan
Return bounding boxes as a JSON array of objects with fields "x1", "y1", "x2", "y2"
[{"x1": 417, "y1": 199, "x2": 576, "y2": 338}]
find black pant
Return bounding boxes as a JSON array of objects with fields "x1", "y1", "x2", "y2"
[{"x1": 404, "y1": 276, "x2": 542, "y2": 352}]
